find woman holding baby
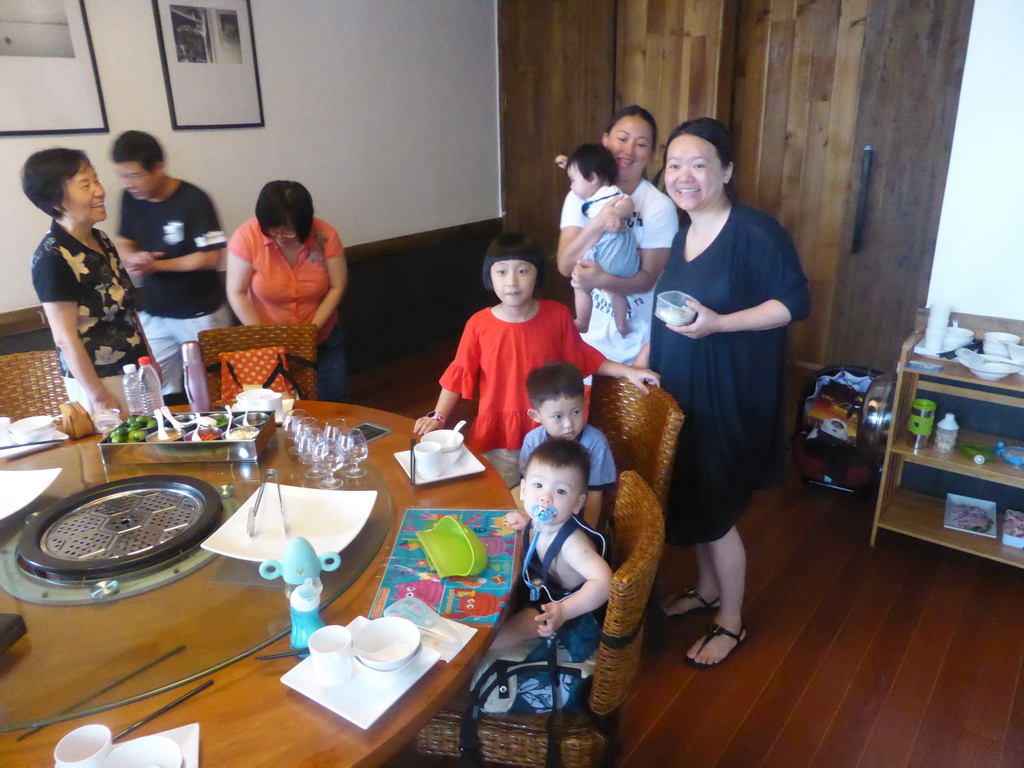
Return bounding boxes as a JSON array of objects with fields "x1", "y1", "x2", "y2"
[{"x1": 556, "y1": 105, "x2": 679, "y2": 365}]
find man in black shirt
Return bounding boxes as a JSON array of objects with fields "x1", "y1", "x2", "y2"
[{"x1": 113, "y1": 131, "x2": 232, "y2": 395}]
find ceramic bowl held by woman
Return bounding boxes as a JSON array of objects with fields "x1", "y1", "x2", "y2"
[
  {"x1": 226, "y1": 181, "x2": 349, "y2": 403},
  {"x1": 21, "y1": 149, "x2": 149, "y2": 414}
]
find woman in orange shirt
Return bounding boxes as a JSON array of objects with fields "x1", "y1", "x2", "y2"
[{"x1": 226, "y1": 181, "x2": 348, "y2": 401}]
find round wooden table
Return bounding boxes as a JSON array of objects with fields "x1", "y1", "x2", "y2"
[{"x1": 0, "y1": 402, "x2": 516, "y2": 767}]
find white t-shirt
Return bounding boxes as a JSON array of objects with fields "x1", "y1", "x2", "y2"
[{"x1": 560, "y1": 178, "x2": 678, "y2": 364}]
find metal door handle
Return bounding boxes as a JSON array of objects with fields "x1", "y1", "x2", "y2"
[{"x1": 851, "y1": 145, "x2": 873, "y2": 253}]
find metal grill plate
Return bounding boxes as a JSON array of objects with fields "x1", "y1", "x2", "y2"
[{"x1": 17, "y1": 475, "x2": 221, "y2": 582}]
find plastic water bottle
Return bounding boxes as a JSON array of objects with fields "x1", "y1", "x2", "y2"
[
  {"x1": 136, "y1": 356, "x2": 164, "y2": 414},
  {"x1": 289, "y1": 577, "x2": 325, "y2": 650},
  {"x1": 121, "y1": 364, "x2": 143, "y2": 416}
]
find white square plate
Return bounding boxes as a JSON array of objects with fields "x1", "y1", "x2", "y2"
[
  {"x1": 393, "y1": 449, "x2": 486, "y2": 485},
  {"x1": 0, "y1": 467, "x2": 61, "y2": 521},
  {"x1": 280, "y1": 617, "x2": 441, "y2": 729},
  {"x1": 201, "y1": 485, "x2": 377, "y2": 561}
]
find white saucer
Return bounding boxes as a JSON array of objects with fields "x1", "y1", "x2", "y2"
[
  {"x1": 11, "y1": 428, "x2": 68, "y2": 446},
  {"x1": 394, "y1": 448, "x2": 486, "y2": 485},
  {"x1": 280, "y1": 616, "x2": 441, "y2": 729},
  {"x1": 913, "y1": 338, "x2": 974, "y2": 358}
]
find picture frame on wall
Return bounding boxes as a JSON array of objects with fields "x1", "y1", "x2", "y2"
[
  {"x1": 0, "y1": 0, "x2": 108, "y2": 136},
  {"x1": 152, "y1": 0, "x2": 264, "y2": 130}
]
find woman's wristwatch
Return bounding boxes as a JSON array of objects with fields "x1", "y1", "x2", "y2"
[{"x1": 426, "y1": 410, "x2": 446, "y2": 423}]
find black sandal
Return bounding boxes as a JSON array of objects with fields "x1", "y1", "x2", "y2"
[
  {"x1": 661, "y1": 586, "x2": 720, "y2": 617},
  {"x1": 684, "y1": 622, "x2": 747, "y2": 669}
]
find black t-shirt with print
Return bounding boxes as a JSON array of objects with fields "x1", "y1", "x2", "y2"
[
  {"x1": 118, "y1": 180, "x2": 224, "y2": 318},
  {"x1": 31, "y1": 222, "x2": 147, "y2": 379}
]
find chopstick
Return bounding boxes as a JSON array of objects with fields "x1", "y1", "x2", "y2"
[
  {"x1": 255, "y1": 647, "x2": 308, "y2": 660},
  {"x1": 15, "y1": 644, "x2": 186, "y2": 741},
  {"x1": 0, "y1": 437, "x2": 65, "y2": 450},
  {"x1": 410, "y1": 438, "x2": 417, "y2": 486},
  {"x1": 112, "y1": 679, "x2": 213, "y2": 742}
]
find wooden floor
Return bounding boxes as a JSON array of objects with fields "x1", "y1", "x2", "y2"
[{"x1": 358, "y1": 347, "x2": 1024, "y2": 768}]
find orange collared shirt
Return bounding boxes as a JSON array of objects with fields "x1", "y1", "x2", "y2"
[{"x1": 228, "y1": 217, "x2": 344, "y2": 342}]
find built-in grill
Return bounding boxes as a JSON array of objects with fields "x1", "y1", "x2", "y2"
[{"x1": 4, "y1": 476, "x2": 222, "y2": 601}]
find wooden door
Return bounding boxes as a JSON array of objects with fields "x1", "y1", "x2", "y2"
[
  {"x1": 825, "y1": 0, "x2": 974, "y2": 371},
  {"x1": 498, "y1": 0, "x2": 616, "y2": 266},
  {"x1": 731, "y1": 0, "x2": 870, "y2": 366}
]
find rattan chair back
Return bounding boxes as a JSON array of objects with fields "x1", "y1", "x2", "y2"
[
  {"x1": 197, "y1": 324, "x2": 318, "y2": 402},
  {"x1": 588, "y1": 470, "x2": 664, "y2": 716},
  {"x1": 0, "y1": 350, "x2": 66, "y2": 422},
  {"x1": 588, "y1": 374, "x2": 684, "y2": 509},
  {"x1": 416, "y1": 471, "x2": 664, "y2": 768}
]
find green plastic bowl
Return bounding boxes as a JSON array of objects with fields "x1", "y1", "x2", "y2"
[{"x1": 416, "y1": 516, "x2": 488, "y2": 577}]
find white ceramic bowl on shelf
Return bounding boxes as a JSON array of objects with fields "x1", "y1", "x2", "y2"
[
  {"x1": 955, "y1": 348, "x2": 1023, "y2": 381},
  {"x1": 1005, "y1": 342, "x2": 1024, "y2": 366},
  {"x1": 982, "y1": 331, "x2": 1021, "y2": 358}
]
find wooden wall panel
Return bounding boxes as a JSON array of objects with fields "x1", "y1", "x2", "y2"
[
  {"x1": 732, "y1": 0, "x2": 868, "y2": 365},
  {"x1": 616, "y1": 0, "x2": 737, "y2": 171},
  {"x1": 498, "y1": 0, "x2": 616, "y2": 265}
]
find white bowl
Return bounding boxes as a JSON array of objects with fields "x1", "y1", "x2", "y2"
[
  {"x1": 983, "y1": 332, "x2": 1021, "y2": 358},
  {"x1": 352, "y1": 616, "x2": 421, "y2": 671},
  {"x1": 103, "y1": 734, "x2": 182, "y2": 768},
  {"x1": 421, "y1": 429, "x2": 465, "y2": 469},
  {"x1": 960, "y1": 353, "x2": 1023, "y2": 381},
  {"x1": 1006, "y1": 342, "x2": 1024, "y2": 365},
  {"x1": 943, "y1": 327, "x2": 974, "y2": 349},
  {"x1": 9, "y1": 415, "x2": 55, "y2": 443}
]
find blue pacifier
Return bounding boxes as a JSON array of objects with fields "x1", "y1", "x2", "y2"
[{"x1": 529, "y1": 504, "x2": 558, "y2": 524}]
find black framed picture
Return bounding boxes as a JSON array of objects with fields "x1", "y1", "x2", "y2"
[
  {"x1": 0, "y1": 0, "x2": 108, "y2": 136},
  {"x1": 152, "y1": 0, "x2": 264, "y2": 130}
]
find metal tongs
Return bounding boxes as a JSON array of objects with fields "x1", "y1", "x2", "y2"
[{"x1": 247, "y1": 469, "x2": 286, "y2": 538}]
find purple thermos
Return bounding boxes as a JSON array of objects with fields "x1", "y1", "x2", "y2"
[{"x1": 182, "y1": 341, "x2": 212, "y2": 412}]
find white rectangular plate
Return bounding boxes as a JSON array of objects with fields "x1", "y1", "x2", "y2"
[
  {"x1": 201, "y1": 485, "x2": 377, "y2": 561},
  {"x1": 394, "y1": 449, "x2": 486, "y2": 485}
]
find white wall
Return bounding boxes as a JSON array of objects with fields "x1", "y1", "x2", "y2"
[
  {"x1": 928, "y1": 0, "x2": 1024, "y2": 320},
  {"x1": 0, "y1": 0, "x2": 500, "y2": 312}
]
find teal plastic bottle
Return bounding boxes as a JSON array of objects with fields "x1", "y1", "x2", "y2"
[{"x1": 289, "y1": 577, "x2": 325, "y2": 650}]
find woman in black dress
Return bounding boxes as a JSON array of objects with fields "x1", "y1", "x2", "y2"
[{"x1": 637, "y1": 118, "x2": 810, "y2": 667}]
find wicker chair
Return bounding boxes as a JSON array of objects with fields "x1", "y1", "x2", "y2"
[
  {"x1": 197, "y1": 324, "x2": 318, "y2": 402},
  {"x1": 416, "y1": 470, "x2": 665, "y2": 768},
  {"x1": 588, "y1": 374, "x2": 684, "y2": 509},
  {"x1": 0, "y1": 350, "x2": 66, "y2": 422}
]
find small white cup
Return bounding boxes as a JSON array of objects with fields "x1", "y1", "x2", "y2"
[
  {"x1": 53, "y1": 723, "x2": 112, "y2": 768},
  {"x1": 309, "y1": 624, "x2": 353, "y2": 688},
  {"x1": 413, "y1": 442, "x2": 443, "y2": 480}
]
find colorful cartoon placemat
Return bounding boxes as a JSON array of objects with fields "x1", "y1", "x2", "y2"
[{"x1": 370, "y1": 509, "x2": 516, "y2": 625}]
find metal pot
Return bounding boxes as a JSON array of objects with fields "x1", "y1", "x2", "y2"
[{"x1": 857, "y1": 372, "x2": 895, "y2": 465}]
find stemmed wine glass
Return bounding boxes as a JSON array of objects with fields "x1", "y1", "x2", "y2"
[
  {"x1": 284, "y1": 408, "x2": 309, "y2": 456},
  {"x1": 301, "y1": 429, "x2": 329, "y2": 479},
  {"x1": 340, "y1": 428, "x2": 369, "y2": 478},
  {"x1": 319, "y1": 435, "x2": 347, "y2": 489},
  {"x1": 324, "y1": 417, "x2": 349, "y2": 441}
]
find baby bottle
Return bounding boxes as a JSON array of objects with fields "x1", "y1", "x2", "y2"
[
  {"x1": 289, "y1": 577, "x2": 325, "y2": 650},
  {"x1": 934, "y1": 413, "x2": 959, "y2": 453}
]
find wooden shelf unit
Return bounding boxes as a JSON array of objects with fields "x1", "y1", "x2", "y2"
[{"x1": 871, "y1": 312, "x2": 1024, "y2": 567}]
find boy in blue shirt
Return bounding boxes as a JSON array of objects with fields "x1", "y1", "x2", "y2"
[{"x1": 518, "y1": 362, "x2": 616, "y2": 527}]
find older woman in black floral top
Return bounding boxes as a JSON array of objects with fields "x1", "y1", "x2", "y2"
[{"x1": 22, "y1": 149, "x2": 150, "y2": 413}]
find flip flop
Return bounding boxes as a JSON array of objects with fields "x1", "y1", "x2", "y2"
[
  {"x1": 684, "y1": 622, "x2": 747, "y2": 669},
  {"x1": 661, "y1": 586, "x2": 720, "y2": 617}
]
